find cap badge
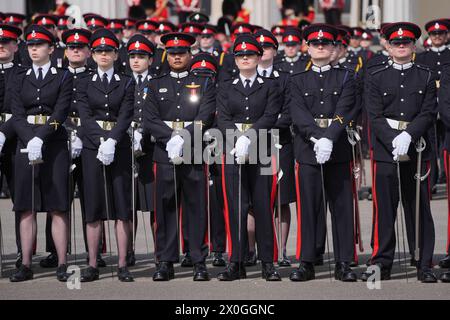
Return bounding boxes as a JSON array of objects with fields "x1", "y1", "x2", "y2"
[
  {"x1": 100, "y1": 37, "x2": 106, "y2": 45},
  {"x1": 31, "y1": 30, "x2": 36, "y2": 38},
  {"x1": 74, "y1": 32, "x2": 79, "y2": 40},
  {"x1": 174, "y1": 37, "x2": 179, "y2": 44},
  {"x1": 435, "y1": 23, "x2": 440, "y2": 30},
  {"x1": 201, "y1": 60, "x2": 206, "y2": 67},
  {"x1": 135, "y1": 41, "x2": 140, "y2": 48},
  {"x1": 318, "y1": 30, "x2": 324, "y2": 38},
  {"x1": 398, "y1": 28, "x2": 404, "y2": 36},
  {"x1": 288, "y1": 35, "x2": 293, "y2": 42},
  {"x1": 242, "y1": 42, "x2": 247, "y2": 49}
]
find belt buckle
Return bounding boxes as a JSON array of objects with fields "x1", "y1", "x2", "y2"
[
  {"x1": 398, "y1": 121, "x2": 408, "y2": 131},
  {"x1": 242, "y1": 123, "x2": 252, "y2": 132},
  {"x1": 316, "y1": 119, "x2": 328, "y2": 129},
  {"x1": 103, "y1": 121, "x2": 114, "y2": 131},
  {"x1": 172, "y1": 121, "x2": 184, "y2": 130},
  {"x1": 35, "y1": 114, "x2": 47, "y2": 125}
]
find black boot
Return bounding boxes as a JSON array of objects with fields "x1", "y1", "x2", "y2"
[
  {"x1": 217, "y1": 262, "x2": 246, "y2": 281},
  {"x1": 193, "y1": 263, "x2": 210, "y2": 281},
  {"x1": 118, "y1": 267, "x2": 134, "y2": 282},
  {"x1": 80, "y1": 266, "x2": 100, "y2": 282},
  {"x1": 9, "y1": 264, "x2": 33, "y2": 282},
  {"x1": 56, "y1": 264, "x2": 72, "y2": 282},
  {"x1": 334, "y1": 262, "x2": 357, "y2": 282},
  {"x1": 153, "y1": 262, "x2": 174, "y2": 281},
  {"x1": 289, "y1": 262, "x2": 315, "y2": 282},
  {"x1": 181, "y1": 253, "x2": 193, "y2": 267},
  {"x1": 417, "y1": 268, "x2": 437, "y2": 283},
  {"x1": 440, "y1": 270, "x2": 450, "y2": 283},
  {"x1": 126, "y1": 251, "x2": 136, "y2": 267},
  {"x1": 39, "y1": 252, "x2": 58, "y2": 268},
  {"x1": 360, "y1": 264, "x2": 391, "y2": 281},
  {"x1": 262, "y1": 262, "x2": 281, "y2": 281},
  {"x1": 212, "y1": 252, "x2": 226, "y2": 267},
  {"x1": 245, "y1": 251, "x2": 257, "y2": 266},
  {"x1": 439, "y1": 255, "x2": 450, "y2": 269}
]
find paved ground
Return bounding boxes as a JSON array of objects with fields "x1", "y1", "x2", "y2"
[{"x1": 0, "y1": 164, "x2": 449, "y2": 300}]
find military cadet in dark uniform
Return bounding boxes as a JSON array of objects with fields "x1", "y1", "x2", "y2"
[
  {"x1": 369, "y1": 23, "x2": 391, "y2": 68},
  {"x1": 360, "y1": 29, "x2": 375, "y2": 61},
  {"x1": 83, "y1": 14, "x2": 108, "y2": 70},
  {"x1": 216, "y1": 35, "x2": 282, "y2": 281},
  {"x1": 127, "y1": 34, "x2": 156, "y2": 266},
  {"x1": 271, "y1": 25, "x2": 286, "y2": 61},
  {"x1": 9, "y1": 25, "x2": 73, "y2": 282},
  {"x1": 76, "y1": 28, "x2": 135, "y2": 283},
  {"x1": 199, "y1": 24, "x2": 224, "y2": 64},
  {"x1": 3, "y1": 13, "x2": 28, "y2": 66},
  {"x1": 0, "y1": 24, "x2": 24, "y2": 268},
  {"x1": 151, "y1": 21, "x2": 176, "y2": 76},
  {"x1": 106, "y1": 19, "x2": 128, "y2": 74},
  {"x1": 189, "y1": 53, "x2": 226, "y2": 267},
  {"x1": 255, "y1": 29, "x2": 295, "y2": 267},
  {"x1": 361, "y1": 23, "x2": 438, "y2": 283},
  {"x1": 289, "y1": 24, "x2": 358, "y2": 282},
  {"x1": 438, "y1": 62, "x2": 450, "y2": 282},
  {"x1": 180, "y1": 22, "x2": 203, "y2": 56},
  {"x1": 348, "y1": 27, "x2": 365, "y2": 63},
  {"x1": 144, "y1": 32, "x2": 216, "y2": 281},
  {"x1": 275, "y1": 27, "x2": 309, "y2": 75},
  {"x1": 135, "y1": 19, "x2": 158, "y2": 43},
  {"x1": 122, "y1": 18, "x2": 137, "y2": 46}
]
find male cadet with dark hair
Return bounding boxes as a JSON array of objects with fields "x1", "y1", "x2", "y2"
[
  {"x1": 275, "y1": 27, "x2": 309, "y2": 74},
  {"x1": 361, "y1": 22, "x2": 438, "y2": 283},
  {"x1": 216, "y1": 34, "x2": 282, "y2": 281},
  {"x1": 289, "y1": 24, "x2": 359, "y2": 282},
  {"x1": 144, "y1": 32, "x2": 216, "y2": 281}
]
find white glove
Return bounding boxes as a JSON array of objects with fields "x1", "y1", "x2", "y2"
[
  {"x1": 233, "y1": 135, "x2": 251, "y2": 163},
  {"x1": 133, "y1": 131, "x2": 143, "y2": 152},
  {"x1": 392, "y1": 131, "x2": 412, "y2": 161},
  {"x1": 26, "y1": 137, "x2": 43, "y2": 162},
  {"x1": 97, "y1": 138, "x2": 116, "y2": 165},
  {"x1": 71, "y1": 135, "x2": 83, "y2": 159},
  {"x1": 166, "y1": 135, "x2": 184, "y2": 161},
  {"x1": 0, "y1": 131, "x2": 5, "y2": 154},
  {"x1": 313, "y1": 138, "x2": 333, "y2": 164}
]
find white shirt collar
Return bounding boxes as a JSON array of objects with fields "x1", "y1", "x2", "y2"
[
  {"x1": 97, "y1": 67, "x2": 114, "y2": 83},
  {"x1": 430, "y1": 45, "x2": 448, "y2": 53},
  {"x1": 285, "y1": 54, "x2": 300, "y2": 63},
  {"x1": 33, "y1": 61, "x2": 51, "y2": 79},
  {"x1": 338, "y1": 57, "x2": 347, "y2": 65},
  {"x1": 239, "y1": 72, "x2": 257, "y2": 87},
  {"x1": 170, "y1": 71, "x2": 189, "y2": 79},
  {"x1": 0, "y1": 62, "x2": 14, "y2": 70},
  {"x1": 201, "y1": 47, "x2": 214, "y2": 54},
  {"x1": 134, "y1": 70, "x2": 149, "y2": 83},
  {"x1": 68, "y1": 66, "x2": 86, "y2": 74},
  {"x1": 382, "y1": 50, "x2": 389, "y2": 56},
  {"x1": 311, "y1": 64, "x2": 332, "y2": 73},
  {"x1": 391, "y1": 60, "x2": 413, "y2": 70},
  {"x1": 257, "y1": 65, "x2": 273, "y2": 77},
  {"x1": 349, "y1": 47, "x2": 362, "y2": 53}
]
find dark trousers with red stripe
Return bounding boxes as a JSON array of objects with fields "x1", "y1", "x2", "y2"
[
  {"x1": 371, "y1": 161, "x2": 435, "y2": 269},
  {"x1": 443, "y1": 150, "x2": 450, "y2": 255},
  {"x1": 154, "y1": 162, "x2": 208, "y2": 264},
  {"x1": 222, "y1": 161, "x2": 277, "y2": 263},
  {"x1": 295, "y1": 162, "x2": 355, "y2": 263}
]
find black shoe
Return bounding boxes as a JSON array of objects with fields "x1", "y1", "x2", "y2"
[
  {"x1": 181, "y1": 253, "x2": 193, "y2": 268},
  {"x1": 126, "y1": 251, "x2": 136, "y2": 267},
  {"x1": 153, "y1": 262, "x2": 174, "y2": 281},
  {"x1": 439, "y1": 255, "x2": 450, "y2": 269},
  {"x1": 217, "y1": 262, "x2": 246, "y2": 281},
  {"x1": 193, "y1": 263, "x2": 210, "y2": 281},
  {"x1": 262, "y1": 262, "x2": 281, "y2": 281},
  {"x1": 278, "y1": 252, "x2": 291, "y2": 267},
  {"x1": 80, "y1": 266, "x2": 99, "y2": 282},
  {"x1": 314, "y1": 254, "x2": 324, "y2": 266},
  {"x1": 118, "y1": 267, "x2": 134, "y2": 282},
  {"x1": 334, "y1": 262, "x2": 357, "y2": 282},
  {"x1": 15, "y1": 252, "x2": 22, "y2": 269},
  {"x1": 56, "y1": 264, "x2": 72, "y2": 282},
  {"x1": 39, "y1": 252, "x2": 58, "y2": 268},
  {"x1": 245, "y1": 251, "x2": 257, "y2": 267},
  {"x1": 212, "y1": 252, "x2": 226, "y2": 267},
  {"x1": 289, "y1": 262, "x2": 315, "y2": 282},
  {"x1": 360, "y1": 264, "x2": 391, "y2": 281},
  {"x1": 9, "y1": 264, "x2": 33, "y2": 282},
  {"x1": 417, "y1": 268, "x2": 437, "y2": 283},
  {"x1": 86, "y1": 254, "x2": 107, "y2": 268},
  {"x1": 440, "y1": 271, "x2": 450, "y2": 283}
]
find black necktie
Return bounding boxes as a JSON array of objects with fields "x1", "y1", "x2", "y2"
[
  {"x1": 137, "y1": 75, "x2": 143, "y2": 87},
  {"x1": 102, "y1": 73, "x2": 109, "y2": 90},
  {"x1": 244, "y1": 79, "x2": 251, "y2": 89},
  {"x1": 37, "y1": 67, "x2": 43, "y2": 81},
  {"x1": 262, "y1": 70, "x2": 267, "y2": 78}
]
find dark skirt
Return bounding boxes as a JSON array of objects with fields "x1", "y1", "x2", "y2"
[
  {"x1": 278, "y1": 143, "x2": 296, "y2": 205},
  {"x1": 81, "y1": 147, "x2": 132, "y2": 223},
  {"x1": 136, "y1": 152, "x2": 154, "y2": 212},
  {"x1": 13, "y1": 139, "x2": 70, "y2": 213}
]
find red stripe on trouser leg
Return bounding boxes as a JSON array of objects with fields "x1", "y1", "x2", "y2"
[
  {"x1": 294, "y1": 162, "x2": 302, "y2": 260},
  {"x1": 203, "y1": 164, "x2": 210, "y2": 250},
  {"x1": 221, "y1": 154, "x2": 233, "y2": 261},
  {"x1": 350, "y1": 161, "x2": 358, "y2": 264},
  {"x1": 153, "y1": 163, "x2": 158, "y2": 255},
  {"x1": 270, "y1": 155, "x2": 279, "y2": 262},
  {"x1": 445, "y1": 150, "x2": 450, "y2": 253},
  {"x1": 371, "y1": 161, "x2": 380, "y2": 261}
]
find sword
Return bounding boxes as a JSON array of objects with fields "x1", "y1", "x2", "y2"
[
  {"x1": 173, "y1": 163, "x2": 181, "y2": 259},
  {"x1": 130, "y1": 127, "x2": 137, "y2": 253},
  {"x1": 204, "y1": 132, "x2": 216, "y2": 257},
  {"x1": 273, "y1": 133, "x2": 283, "y2": 263},
  {"x1": 396, "y1": 160, "x2": 409, "y2": 282}
]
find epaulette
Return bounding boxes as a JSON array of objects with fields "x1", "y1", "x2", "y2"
[
  {"x1": 416, "y1": 64, "x2": 431, "y2": 72},
  {"x1": 371, "y1": 64, "x2": 390, "y2": 75}
]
